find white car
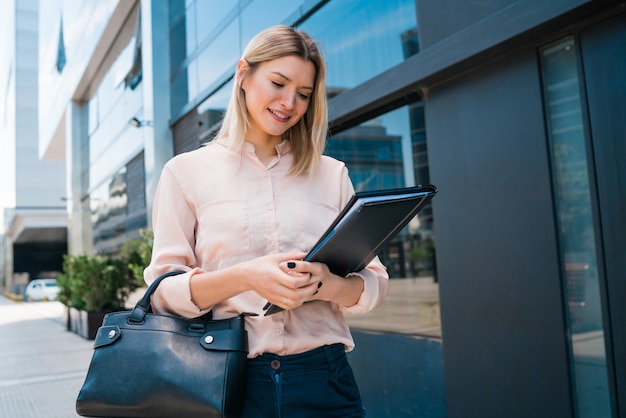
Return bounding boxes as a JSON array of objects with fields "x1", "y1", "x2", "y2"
[{"x1": 24, "y1": 279, "x2": 60, "y2": 302}]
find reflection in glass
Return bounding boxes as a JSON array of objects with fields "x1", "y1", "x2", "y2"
[
  {"x1": 196, "y1": 78, "x2": 233, "y2": 145},
  {"x1": 91, "y1": 154, "x2": 147, "y2": 255},
  {"x1": 169, "y1": 0, "x2": 308, "y2": 119},
  {"x1": 301, "y1": 0, "x2": 418, "y2": 90},
  {"x1": 327, "y1": 119, "x2": 405, "y2": 192},
  {"x1": 91, "y1": 167, "x2": 129, "y2": 255},
  {"x1": 540, "y1": 38, "x2": 612, "y2": 418},
  {"x1": 195, "y1": 0, "x2": 232, "y2": 49},
  {"x1": 172, "y1": 0, "x2": 419, "y2": 119},
  {"x1": 327, "y1": 103, "x2": 439, "y2": 338},
  {"x1": 88, "y1": 35, "x2": 144, "y2": 189},
  {"x1": 185, "y1": 0, "x2": 437, "y2": 337},
  {"x1": 240, "y1": 0, "x2": 304, "y2": 51},
  {"x1": 195, "y1": 20, "x2": 239, "y2": 97}
]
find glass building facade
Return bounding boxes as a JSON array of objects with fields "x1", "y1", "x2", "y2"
[
  {"x1": 32, "y1": 1, "x2": 626, "y2": 416},
  {"x1": 68, "y1": 0, "x2": 439, "y2": 337},
  {"x1": 167, "y1": 0, "x2": 439, "y2": 337}
]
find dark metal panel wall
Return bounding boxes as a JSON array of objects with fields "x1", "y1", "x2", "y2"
[
  {"x1": 416, "y1": 0, "x2": 516, "y2": 49},
  {"x1": 426, "y1": 50, "x2": 572, "y2": 417}
]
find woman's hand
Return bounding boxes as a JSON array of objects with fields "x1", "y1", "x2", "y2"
[
  {"x1": 239, "y1": 252, "x2": 320, "y2": 310},
  {"x1": 288, "y1": 260, "x2": 365, "y2": 309},
  {"x1": 190, "y1": 252, "x2": 363, "y2": 311}
]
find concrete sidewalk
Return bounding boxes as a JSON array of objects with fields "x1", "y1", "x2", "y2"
[{"x1": 0, "y1": 295, "x2": 94, "y2": 418}]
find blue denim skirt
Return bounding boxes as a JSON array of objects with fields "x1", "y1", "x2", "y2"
[{"x1": 241, "y1": 344, "x2": 366, "y2": 418}]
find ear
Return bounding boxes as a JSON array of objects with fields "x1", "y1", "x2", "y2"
[{"x1": 236, "y1": 59, "x2": 250, "y2": 89}]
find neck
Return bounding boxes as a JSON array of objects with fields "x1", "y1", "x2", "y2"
[{"x1": 245, "y1": 131, "x2": 282, "y2": 162}]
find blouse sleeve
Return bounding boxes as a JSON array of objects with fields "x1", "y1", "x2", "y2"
[
  {"x1": 143, "y1": 165, "x2": 211, "y2": 318},
  {"x1": 335, "y1": 166, "x2": 390, "y2": 314}
]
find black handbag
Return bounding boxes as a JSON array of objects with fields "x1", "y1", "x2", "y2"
[{"x1": 76, "y1": 270, "x2": 250, "y2": 418}]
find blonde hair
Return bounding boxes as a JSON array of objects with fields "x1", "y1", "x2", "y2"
[{"x1": 216, "y1": 25, "x2": 328, "y2": 176}]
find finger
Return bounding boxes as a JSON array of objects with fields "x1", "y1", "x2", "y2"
[
  {"x1": 283, "y1": 260, "x2": 303, "y2": 274},
  {"x1": 291, "y1": 281, "x2": 319, "y2": 302},
  {"x1": 277, "y1": 252, "x2": 307, "y2": 263},
  {"x1": 287, "y1": 273, "x2": 316, "y2": 290}
]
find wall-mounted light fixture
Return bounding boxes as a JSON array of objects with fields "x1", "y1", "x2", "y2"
[
  {"x1": 129, "y1": 117, "x2": 153, "y2": 128},
  {"x1": 60, "y1": 194, "x2": 95, "y2": 203}
]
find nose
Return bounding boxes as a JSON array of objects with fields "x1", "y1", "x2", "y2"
[{"x1": 280, "y1": 90, "x2": 296, "y2": 109}]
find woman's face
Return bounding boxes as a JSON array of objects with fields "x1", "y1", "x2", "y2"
[{"x1": 240, "y1": 55, "x2": 316, "y2": 143}]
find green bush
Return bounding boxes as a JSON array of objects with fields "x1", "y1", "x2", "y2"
[
  {"x1": 57, "y1": 229, "x2": 153, "y2": 312},
  {"x1": 120, "y1": 228, "x2": 153, "y2": 285}
]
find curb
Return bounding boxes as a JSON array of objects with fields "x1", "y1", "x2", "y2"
[{"x1": 2, "y1": 292, "x2": 23, "y2": 302}]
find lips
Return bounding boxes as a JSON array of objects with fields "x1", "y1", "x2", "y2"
[{"x1": 268, "y1": 108, "x2": 291, "y2": 122}]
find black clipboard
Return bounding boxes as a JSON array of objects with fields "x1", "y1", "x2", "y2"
[{"x1": 263, "y1": 184, "x2": 438, "y2": 315}]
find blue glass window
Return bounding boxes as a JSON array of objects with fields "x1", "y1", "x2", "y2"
[
  {"x1": 300, "y1": 0, "x2": 418, "y2": 90},
  {"x1": 170, "y1": 0, "x2": 308, "y2": 119},
  {"x1": 327, "y1": 102, "x2": 438, "y2": 337},
  {"x1": 540, "y1": 37, "x2": 611, "y2": 418}
]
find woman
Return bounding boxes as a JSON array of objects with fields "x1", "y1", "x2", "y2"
[{"x1": 144, "y1": 25, "x2": 389, "y2": 417}]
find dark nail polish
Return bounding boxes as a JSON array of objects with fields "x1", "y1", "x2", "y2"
[
  {"x1": 318, "y1": 282, "x2": 323, "y2": 288},
  {"x1": 287, "y1": 261, "x2": 296, "y2": 268}
]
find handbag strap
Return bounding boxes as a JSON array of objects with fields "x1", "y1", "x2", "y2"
[{"x1": 129, "y1": 270, "x2": 186, "y2": 323}]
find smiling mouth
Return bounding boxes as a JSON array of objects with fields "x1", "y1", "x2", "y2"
[{"x1": 269, "y1": 109, "x2": 291, "y2": 122}]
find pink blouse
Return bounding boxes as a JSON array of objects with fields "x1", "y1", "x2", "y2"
[{"x1": 144, "y1": 137, "x2": 389, "y2": 357}]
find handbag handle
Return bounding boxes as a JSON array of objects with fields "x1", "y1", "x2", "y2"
[{"x1": 129, "y1": 270, "x2": 186, "y2": 323}]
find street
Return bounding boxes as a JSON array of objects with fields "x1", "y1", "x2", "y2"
[{"x1": 0, "y1": 296, "x2": 93, "y2": 418}]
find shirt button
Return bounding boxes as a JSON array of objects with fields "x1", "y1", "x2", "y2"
[
  {"x1": 267, "y1": 205, "x2": 273, "y2": 210},
  {"x1": 271, "y1": 360, "x2": 281, "y2": 370}
]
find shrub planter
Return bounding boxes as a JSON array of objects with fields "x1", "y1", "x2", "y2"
[
  {"x1": 81, "y1": 310, "x2": 109, "y2": 340},
  {"x1": 57, "y1": 231, "x2": 153, "y2": 340},
  {"x1": 65, "y1": 306, "x2": 71, "y2": 331},
  {"x1": 68, "y1": 307, "x2": 82, "y2": 335},
  {"x1": 67, "y1": 307, "x2": 109, "y2": 340}
]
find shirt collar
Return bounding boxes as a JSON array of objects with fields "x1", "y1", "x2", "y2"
[
  {"x1": 214, "y1": 136, "x2": 292, "y2": 156},
  {"x1": 274, "y1": 139, "x2": 292, "y2": 156}
]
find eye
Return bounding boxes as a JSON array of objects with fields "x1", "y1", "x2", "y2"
[
  {"x1": 297, "y1": 92, "x2": 310, "y2": 100},
  {"x1": 271, "y1": 81, "x2": 284, "y2": 88}
]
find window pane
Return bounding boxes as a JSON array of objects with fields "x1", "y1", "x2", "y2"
[
  {"x1": 240, "y1": 0, "x2": 306, "y2": 50},
  {"x1": 169, "y1": 10, "x2": 188, "y2": 72},
  {"x1": 300, "y1": 0, "x2": 418, "y2": 91},
  {"x1": 91, "y1": 166, "x2": 128, "y2": 255},
  {"x1": 91, "y1": 154, "x2": 147, "y2": 255},
  {"x1": 196, "y1": 19, "x2": 239, "y2": 96},
  {"x1": 171, "y1": 69, "x2": 190, "y2": 117},
  {"x1": 169, "y1": 0, "x2": 236, "y2": 116},
  {"x1": 196, "y1": 78, "x2": 233, "y2": 145},
  {"x1": 170, "y1": 0, "x2": 335, "y2": 118},
  {"x1": 540, "y1": 38, "x2": 612, "y2": 418},
  {"x1": 326, "y1": 103, "x2": 439, "y2": 338},
  {"x1": 195, "y1": 0, "x2": 233, "y2": 50}
]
